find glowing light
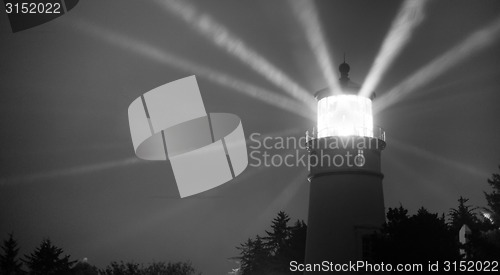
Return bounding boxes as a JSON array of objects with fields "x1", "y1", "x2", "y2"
[
  {"x1": 73, "y1": 20, "x2": 314, "y2": 120},
  {"x1": 482, "y1": 212, "x2": 493, "y2": 223},
  {"x1": 359, "y1": 0, "x2": 428, "y2": 97},
  {"x1": 317, "y1": 95, "x2": 373, "y2": 138},
  {"x1": 375, "y1": 16, "x2": 500, "y2": 114},
  {"x1": 290, "y1": 0, "x2": 342, "y2": 94},
  {"x1": 155, "y1": 0, "x2": 316, "y2": 107}
]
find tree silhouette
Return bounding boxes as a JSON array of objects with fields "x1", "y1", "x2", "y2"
[
  {"x1": 385, "y1": 204, "x2": 409, "y2": 232},
  {"x1": 100, "y1": 260, "x2": 199, "y2": 275},
  {"x1": 466, "y1": 166, "x2": 500, "y2": 260},
  {"x1": 485, "y1": 165, "x2": 500, "y2": 225},
  {"x1": 22, "y1": 238, "x2": 75, "y2": 275},
  {"x1": 448, "y1": 196, "x2": 480, "y2": 232},
  {"x1": 234, "y1": 212, "x2": 307, "y2": 275},
  {"x1": 0, "y1": 233, "x2": 24, "y2": 275},
  {"x1": 371, "y1": 206, "x2": 460, "y2": 272},
  {"x1": 447, "y1": 196, "x2": 496, "y2": 259},
  {"x1": 263, "y1": 211, "x2": 291, "y2": 254},
  {"x1": 236, "y1": 236, "x2": 270, "y2": 275},
  {"x1": 287, "y1": 220, "x2": 307, "y2": 266},
  {"x1": 71, "y1": 261, "x2": 98, "y2": 275},
  {"x1": 143, "y1": 261, "x2": 198, "y2": 275},
  {"x1": 100, "y1": 261, "x2": 141, "y2": 275},
  {"x1": 262, "y1": 211, "x2": 292, "y2": 274}
]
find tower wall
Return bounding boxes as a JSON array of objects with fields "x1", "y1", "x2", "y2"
[{"x1": 304, "y1": 137, "x2": 385, "y2": 273}]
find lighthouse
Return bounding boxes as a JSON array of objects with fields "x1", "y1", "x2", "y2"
[{"x1": 304, "y1": 61, "x2": 386, "y2": 272}]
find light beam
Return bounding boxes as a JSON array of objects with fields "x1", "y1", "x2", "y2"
[
  {"x1": 359, "y1": 0, "x2": 428, "y2": 98},
  {"x1": 289, "y1": 0, "x2": 342, "y2": 94},
  {"x1": 153, "y1": 0, "x2": 316, "y2": 108},
  {"x1": 0, "y1": 157, "x2": 141, "y2": 186},
  {"x1": 73, "y1": 20, "x2": 314, "y2": 120},
  {"x1": 375, "y1": 16, "x2": 500, "y2": 114},
  {"x1": 259, "y1": 170, "x2": 308, "y2": 222},
  {"x1": 390, "y1": 137, "x2": 489, "y2": 179}
]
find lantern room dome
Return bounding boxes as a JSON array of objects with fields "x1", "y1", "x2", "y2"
[{"x1": 339, "y1": 62, "x2": 350, "y2": 75}]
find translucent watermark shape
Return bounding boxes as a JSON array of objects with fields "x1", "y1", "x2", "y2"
[{"x1": 128, "y1": 76, "x2": 248, "y2": 197}]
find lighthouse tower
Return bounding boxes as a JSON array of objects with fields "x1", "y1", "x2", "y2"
[{"x1": 304, "y1": 61, "x2": 386, "y2": 272}]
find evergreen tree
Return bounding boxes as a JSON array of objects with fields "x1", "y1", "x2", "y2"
[
  {"x1": 71, "y1": 261, "x2": 98, "y2": 275},
  {"x1": 385, "y1": 204, "x2": 409, "y2": 232},
  {"x1": 287, "y1": 220, "x2": 307, "y2": 265},
  {"x1": 485, "y1": 165, "x2": 500, "y2": 225},
  {"x1": 143, "y1": 261, "x2": 197, "y2": 275},
  {"x1": 99, "y1": 261, "x2": 141, "y2": 275},
  {"x1": 411, "y1": 207, "x2": 460, "y2": 261},
  {"x1": 23, "y1": 239, "x2": 75, "y2": 275},
  {"x1": 263, "y1": 211, "x2": 291, "y2": 256},
  {"x1": 263, "y1": 211, "x2": 293, "y2": 274},
  {"x1": 466, "y1": 166, "x2": 500, "y2": 260},
  {"x1": 100, "y1": 260, "x2": 199, "y2": 275},
  {"x1": 0, "y1": 233, "x2": 24, "y2": 275},
  {"x1": 371, "y1": 206, "x2": 460, "y2": 272},
  {"x1": 236, "y1": 236, "x2": 270, "y2": 275},
  {"x1": 234, "y1": 212, "x2": 307, "y2": 275},
  {"x1": 448, "y1": 196, "x2": 480, "y2": 232}
]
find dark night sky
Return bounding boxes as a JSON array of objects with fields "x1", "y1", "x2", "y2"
[{"x1": 1, "y1": 0, "x2": 500, "y2": 274}]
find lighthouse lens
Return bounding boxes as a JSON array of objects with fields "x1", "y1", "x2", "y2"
[{"x1": 317, "y1": 95, "x2": 373, "y2": 138}]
